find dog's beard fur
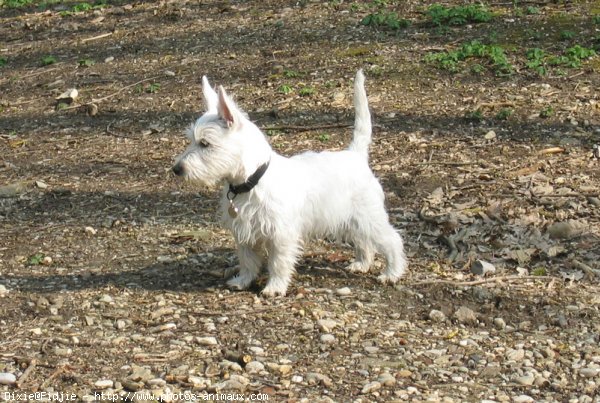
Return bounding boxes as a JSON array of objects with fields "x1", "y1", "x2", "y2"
[{"x1": 173, "y1": 71, "x2": 407, "y2": 296}]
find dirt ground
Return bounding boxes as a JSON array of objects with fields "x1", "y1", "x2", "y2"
[{"x1": 1, "y1": 1, "x2": 600, "y2": 402}]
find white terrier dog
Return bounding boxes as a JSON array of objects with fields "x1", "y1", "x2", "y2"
[{"x1": 173, "y1": 70, "x2": 407, "y2": 296}]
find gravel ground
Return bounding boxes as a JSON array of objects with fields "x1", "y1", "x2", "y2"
[{"x1": 1, "y1": 0, "x2": 600, "y2": 402}]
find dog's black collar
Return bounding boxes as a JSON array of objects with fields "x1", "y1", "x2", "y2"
[{"x1": 227, "y1": 160, "x2": 270, "y2": 200}]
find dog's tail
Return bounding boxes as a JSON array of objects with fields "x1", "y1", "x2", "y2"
[{"x1": 348, "y1": 69, "x2": 372, "y2": 160}]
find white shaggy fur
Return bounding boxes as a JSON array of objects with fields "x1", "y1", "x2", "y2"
[{"x1": 173, "y1": 70, "x2": 407, "y2": 296}]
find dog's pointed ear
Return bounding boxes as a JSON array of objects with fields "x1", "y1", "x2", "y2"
[
  {"x1": 202, "y1": 76, "x2": 218, "y2": 112},
  {"x1": 217, "y1": 85, "x2": 243, "y2": 128}
]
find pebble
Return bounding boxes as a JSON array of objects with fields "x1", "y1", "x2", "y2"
[
  {"x1": 0, "y1": 372, "x2": 17, "y2": 385},
  {"x1": 317, "y1": 319, "x2": 338, "y2": 332},
  {"x1": 335, "y1": 287, "x2": 352, "y2": 296},
  {"x1": 0, "y1": 284, "x2": 8, "y2": 297},
  {"x1": 98, "y1": 294, "x2": 113, "y2": 303},
  {"x1": 94, "y1": 379, "x2": 114, "y2": 389},
  {"x1": 306, "y1": 372, "x2": 332, "y2": 387},
  {"x1": 515, "y1": 373, "x2": 535, "y2": 386},
  {"x1": 244, "y1": 361, "x2": 265, "y2": 374},
  {"x1": 278, "y1": 364, "x2": 293, "y2": 376},
  {"x1": 104, "y1": 56, "x2": 114, "y2": 63},
  {"x1": 84, "y1": 226, "x2": 97, "y2": 235},
  {"x1": 484, "y1": 130, "x2": 496, "y2": 140},
  {"x1": 454, "y1": 306, "x2": 478, "y2": 324},
  {"x1": 506, "y1": 348, "x2": 525, "y2": 362},
  {"x1": 493, "y1": 317, "x2": 506, "y2": 330},
  {"x1": 248, "y1": 346, "x2": 265, "y2": 356},
  {"x1": 513, "y1": 395, "x2": 534, "y2": 403},
  {"x1": 579, "y1": 367, "x2": 600, "y2": 378},
  {"x1": 146, "y1": 378, "x2": 166, "y2": 387},
  {"x1": 428, "y1": 309, "x2": 446, "y2": 323},
  {"x1": 195, "y1": 336, "x2": 218, "y2": 346},
  {"x1": 320, "y1": 334, "x2": 336, "y2": 344},
  {"x1": 291, "y1": 375, "x2": 303, "y2": 383},
  {"x1": 377, "y1": 372, "x2": 396, "y2": 387},
  {"x1": 361, "y1": 380, "x2": 381, "y2": 394}
]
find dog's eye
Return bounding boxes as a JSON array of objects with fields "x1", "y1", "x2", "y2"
[{"x1": 198, "y1": 139, "x2": 210, "y2": 148}]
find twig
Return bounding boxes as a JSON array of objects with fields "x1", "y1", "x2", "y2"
[
  {"x1": 61, "y1": 76, "x2": 161, "y2": 111},
  {"x1": 16, "y1": 358, "x2": 37, "y2": 388},
  {"x1": 260, "y1": 123, "x2": 351, "y2": 132},
  {"x1": 414, "y1": 275, "x2": 557, "y2": 287},
  {"x1": 538, "y1": 147, "x2": 564, "y2": 155},
  {"x1": 38, "y1": 366, "x2": 66, "y2": 390},
  {"x1": 81, "y1": 32, "x2": 113, "y2": 43}
]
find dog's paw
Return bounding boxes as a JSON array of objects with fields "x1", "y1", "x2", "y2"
[
  {"x1": 377, "y1": 273, "x2": 401, "y2": 284},
  {"x1": 227, "y1": 275, "x2": 252, "y2": 291},
  {"x1": 261, "y1": 282, "x2": 288, "y2": 297},
  {"x1": 346, "y1": 261, "x2": 370, "y2": 274}
]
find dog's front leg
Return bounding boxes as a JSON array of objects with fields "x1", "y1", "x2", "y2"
[
  {"x1": 227, "y1": 244, "x2": 263, "y2": 291},
  {"x1": 261, "y1": 238, "x2": 301, "y2": 297}
]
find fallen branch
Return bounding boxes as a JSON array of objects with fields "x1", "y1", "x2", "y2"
[
  {"x1": 414, "y1": 275, "x2": 557, "y2": 287},
  {"x1": 81, "y1": 32, "x2": 112, "y2": 43},
  {"x1": 538, "y1": 147, "x2": 565, "y2": 155},
  {"x1": 16, "y1": 358, "x2": 37, "y2": 388}
]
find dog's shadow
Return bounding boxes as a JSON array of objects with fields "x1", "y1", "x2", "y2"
[{"x1": 4, "y1": 247, "x2": 369, "y2": 295}]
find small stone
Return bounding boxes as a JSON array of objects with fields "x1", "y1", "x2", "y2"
[
  {"x1": 515, "y1": 373, "x2": 535, "y2": 386},
  {"x1": 493, "y1": 317, "x2": 506, "y2": 330},
  {"x1": 454, "y1": 306, "x2": 478, "y2": 324},
  {"x1": 316, "y1": 319, "x2": 338, "y2": 332},
  {"x1": 42, "y1": 256, "x2": 53, "y2": 265},
  {"x1": 513, "y1": 395, "x2": 534, "y2": 403},
  {"x1": 0, "y1": 372, "x2": 17, "y2": 385},
  {"x1": 335, "y1": 287, "x2": 352, "y2": 296},
  {"x1": 579, "y1": 367, "x2": 600, "y2": 378},
  {"x1": 320, "y1": 334, "x2": 336, "y2": 344},
  {"x1": 484, "y1": 130, "x2": 496, "y2": 140},
  {"x1": 94, "y1": 379, "x2": 114, "y2": 389},
  {"x1": 377, "y1": 372, "x2": 396, "y2": 387},
  {"x1": 244, "y1": 361, "x2": 265, "y2": 374},
  {"x1": 471, "y1": 260, "x2": 496, "y2": 276},
  {"x1": 361, "y1": 381, "x2": 382, "y2": 394},
  {"x1": 291, "y1": 375, "x2": 303, "y2": 383},
  {"x1": 146, "y1": 378, "x2": 166, "y2": 387},
  {"x1": 278, "y1": 364, "x2": 293, "y2": 376},
  {"x1": 397, "y1": 370, "x2": 412, "y2": 378},
  {"x1": 164, "y1": 70, "x2": 176, "y2": 77},
  {"x1": 128, "y1": 366, "x2": 153, "y2": 382},
  {"x1": 104, "y1": 56, "x2": 114, "y2": 63},
  {"x1": 98, "y1": 294, "x2": 113, "y2": 303},
  {"x1": 56, "y1": 88, "x2": 78, "y2": 103},
  {"x1": 35, "y1": 180, "x2": 48, "y2": 189},
  {"x1": 364, "y1": 346, "x2": 379, "y2": 354},
  {"x1": 429, "y1": 309, "x2": 446, "y2": 323},
  {"x1": 196, "y1": 336, "x2": 218, "y2": 346},
  {"x1": 506, "y1": 348, "x2": 525, "y2": 362},
  {"x1": 249, "y1": 346, "x2": 265, "y2": 356},
  {"x1": 85, "y1": 226, "x2": 97, "y2": 235},
  {"x1": 0, "y1": 284, "x2": 8, "y2": 297}
]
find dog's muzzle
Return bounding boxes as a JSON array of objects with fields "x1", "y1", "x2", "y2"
[{"x1": 172, "y1": 162, "x2": 184, "y2": 176}]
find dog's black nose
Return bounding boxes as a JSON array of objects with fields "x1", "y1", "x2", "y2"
[{"x1": 172, "y1": 163, "x2": 184, "y2": 176}]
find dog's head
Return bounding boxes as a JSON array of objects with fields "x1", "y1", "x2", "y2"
[{"x1": 172, "y1": 76, "x2": 269, "y2": 187}]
